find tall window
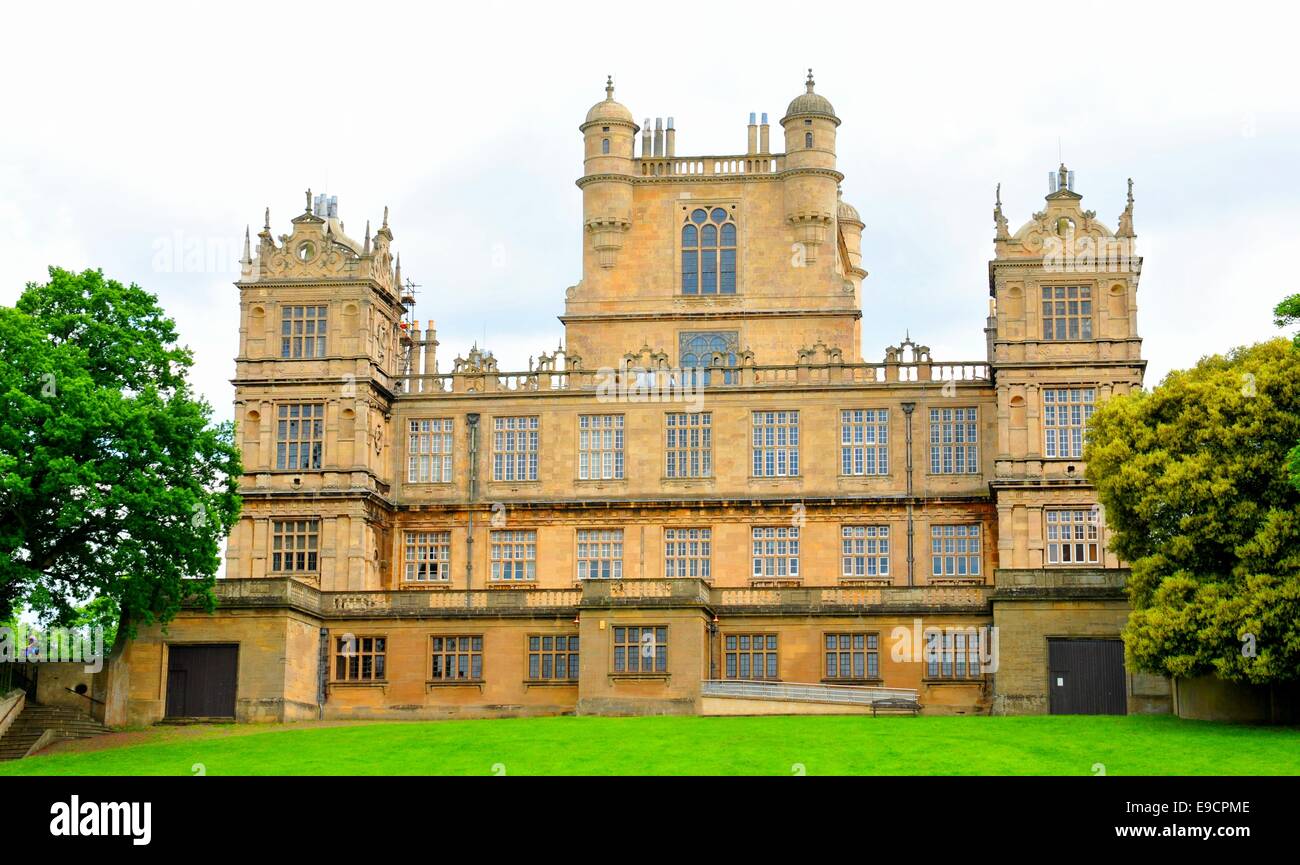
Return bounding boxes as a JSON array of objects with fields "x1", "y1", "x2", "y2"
[
  {"x1": 430, "y1": 636, "x2": 483, "y2": 681},
  {"x1": 404, "y1": 531, "x2": 450, "y2": 582},
  {"x1": 490, "y1": 530, "x2": 536, "y2": 581},
  {"x1": 931, "y1": 524, "x2": 981, "y2": 578},
  {"x1": 1046, "y1": 509, "x2": 1101, "y2": 565},
  {"x1": 679, "y1": 332, "x2": 738, "y2": 386},
  {"x1": 665, "y1": 412, "x2": 712, "y2": 478},
  {"x1": 407, "y1": 419, "x2": 453, "y2": 483},
  {"x1": 276, "y1": 403, "x2": 324, "y2": 470},
  {"x1": 725, "y1": 634, "x2": 779, "y2": 680},
  {"x1": 281, "y1": 304, "x2": 327, "y2": 358},
  {"x1": 752, "y1": 410, "x2": 800, "y2": 477},
  {"x1": 841, "y1": 409, "x2": 889, "y2": 476},
  {"x1": 1043, "y1": 388, "x2": 1096, "y2": 459},
  {"x1": 577, "y1": 529, "x2": 623, "y2": 580},
  {"x1": 664, "y1": 528, "x2": 711, "y2": 579},
  {"x1": 752, "y1": 526, "x2": 799, "y2": 579},
  {"x1": 929, "y1": 407, "x2": 978, "y2": 474},
  {"x1": 493, "y1": 416, "x2": 539, "y2": 482},
  {"x1": 825, "y1": 633, "x2": 879, "y2": 680},
  {"x1": 926, "y1": 630, "x2": 984, "y2": 679},
  {"x1": 334, "y1": 635, "x2": 385, "y2": 682},
  {"x1": 612, "y1": 626, "x2": 667, "y2": 674},
  {"x1": 841, "y1": 526, "x2": 889, "y2": 578},
  {"x1": 578, "y1": 414, "x2": 624, "y2": 480},
  {"x1": 529, "y1": 635, "x2": 579, "y2": 681},
  {"x1": 1041, "y1": 285, "x2": 1093, "y2": 340},
  {"x1": 681, "y1": 207, "x2": 737, "y2": 294},
  {"x1": 272, "y1": 519, "x2": 318, "y2": 573}
]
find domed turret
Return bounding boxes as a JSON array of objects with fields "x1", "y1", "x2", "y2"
[
  {"x1": 837, "y1": 196, "x2": 862, "y2": 225},
  {"x1": 578, "y1": 77, "x2": 638, "y2": 270},
  {"x1": 585, "y1": 76, "x2": 635, "y2": 126},
  {"x1": 782, "y1": 70, "x2": 839, "y2": 124},
  {"x1": 780, "y1": 70, "x2": 841, "y2": 266}
]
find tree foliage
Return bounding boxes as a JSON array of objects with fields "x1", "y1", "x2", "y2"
[
  {"x1": 1085, "y1": 339, "x2": 1300, "y2": 684},
  {"x1": 1274, "y1": 292, "x2": 1300, "y2": 490},
  {"x1": 0, "y1": 268, "x2": 241, "y2": 642}
]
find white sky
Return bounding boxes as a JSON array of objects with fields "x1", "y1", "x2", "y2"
[{"x1": 2, "y1": 0, "x2": 1298, "y2": 424}]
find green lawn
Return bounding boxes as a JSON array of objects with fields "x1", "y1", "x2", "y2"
[{"x1": 2, "y1": 714, "x2": 1297, "y2": 776}]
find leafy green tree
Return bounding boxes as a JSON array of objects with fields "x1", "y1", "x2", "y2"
[
  {"x1": 1086, "y1": 339, "x2": 1300, "y2": 685},
  {"x1": 1274, "y1": 292, "x2": 1300, "y2": 490},
  {"x1": 0, "y1": 267, "x2": 241, "y2": 646}
]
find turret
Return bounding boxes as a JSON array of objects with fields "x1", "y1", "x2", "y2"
[
  {"x1": 578, "y1": 76, "x2": 638, "y2": 270},
  {"x1": 780, "y1": 70, "x2": 841, "y2": 265}
]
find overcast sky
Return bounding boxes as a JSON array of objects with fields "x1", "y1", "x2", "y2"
[{"x1": 2, "y1": 1, "x2": 1297, "y2": 423}]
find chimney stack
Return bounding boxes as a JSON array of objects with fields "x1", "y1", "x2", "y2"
[
  {"x1": 747, "y1": 112, "x2": 758, "y2": 155},
  {"x1": 666, "y1": 117, "x2": 675, "y2": 157},
  {"x1": 642, "y1": 119, "x2": 652, "y2": 158},
  {"x1": 759, "y1": 112, "x2": 770, "y2": 154},
  {"x1": 653, "y1": 117, "x2": 664, "y2": 157}
]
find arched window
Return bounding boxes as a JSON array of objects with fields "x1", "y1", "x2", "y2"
[
  {"x1": 805, "y1": 132, "x2": 814, "y2": 148},
  {"x1": 601, "y1": 138, "x2": 610, "y2": 154},
  {"x1": 681, "y1": 207, "x2": 737, "y2": 294},
  {"x1": 679, "y1": 331, "x2": 738, "y2": 386}
]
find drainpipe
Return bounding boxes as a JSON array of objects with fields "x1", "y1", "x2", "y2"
[
  {"x1": 466, "y1": 413, "x2": 480, "y2": 609},
  {"x1": 901, "y1": 402, "x2": 916, "y2": 586},
  {"x1": 317, "y1": 626, "x2": 329, "y2": 720}
]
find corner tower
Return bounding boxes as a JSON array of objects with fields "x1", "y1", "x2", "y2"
[{"x1": 988, "y1": 166, "x2": 1145, "y2": 570}]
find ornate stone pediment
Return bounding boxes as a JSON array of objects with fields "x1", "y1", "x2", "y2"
[
  {"x1": 796, "y1": 340, "x2": 843, "y2": 365},
  {"x1": 242, "y1": 190, "x2": 401, "y2": 297}
]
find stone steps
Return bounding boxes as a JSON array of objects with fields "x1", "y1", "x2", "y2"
[{"x1": 0, "y1": 703, "x2": 111, "y2": 761}]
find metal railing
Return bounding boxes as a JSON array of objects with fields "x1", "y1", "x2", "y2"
[{"x1": 701, "y1": 679, "x2": 917, "y2": 706}]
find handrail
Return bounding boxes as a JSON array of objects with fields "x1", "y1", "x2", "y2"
[
  {"x1": 701, "y1": 679, "x2": 917, "y2": 706},
  {"x1": 65, "y1": 687, "x2": 105, "y2": 707}
]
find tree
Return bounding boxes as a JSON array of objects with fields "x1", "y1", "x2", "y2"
[
  {"x1": 1085, "y1": 339, "x2": 1300, "y2": 685},
  {"x1": 0, "y1": 267, "x2": 241, "y2": 645},
  {"x1": 1273, "y1": 292, "x2": 1300, "y2": 490}
]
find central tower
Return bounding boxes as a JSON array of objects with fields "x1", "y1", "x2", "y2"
[{"x1": 564, "y1": 73, "x2": 866, "y2": 372}]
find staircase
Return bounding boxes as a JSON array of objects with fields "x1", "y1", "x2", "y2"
[{"x1": 0, "y1": 703, "x2": 111, "y2": 761}]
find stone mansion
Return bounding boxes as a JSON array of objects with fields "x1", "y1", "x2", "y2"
[{"x1": 114, "y1": 73, "x2": 1172, "y2": 723}]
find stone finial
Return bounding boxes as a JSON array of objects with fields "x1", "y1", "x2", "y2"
[
  {"x1": 263, "y1": 207, "x2": 270, "y2": 230},
  {"x1": 363, "y1": 220, "x2": 372, "y2": 255},
  {"x1": 242, "y1": 225, "x2": 251, "y2": 263},
  {"x1": 382, "y1": 206, "x2": 389, "y2": 229},
  {"x1": 1117, "y1": 177, "x2": 1136, "y2": 238},
  {"x1": 805, "y1": 68, "x2": 816, "y2": 93},
  {"x1": 994, "y1": 182, "x2": 1010, "y2": 241},
  {"x1": 605, "y1": 75, "x2": 614, "y2": 100}
]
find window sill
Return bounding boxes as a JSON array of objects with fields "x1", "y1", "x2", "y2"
[
  {"x1": 820, "y1": 678, "x2": 884, "y2": 686},
  {"x1": 922, "y1": 678, "x2": 985, "y2": 686},
  {"x1": 609, "y1": 673, "x2": 671, "y2": 681},
  {"x1": 426, "y1": 680, "x2": 485, "y2": 691},
  {"x1": 486, "y1": 581, "x2": 538, "y2": 589},
  {"x1": 330, "y1": 681, "x2": 388, "y2": 689},
  {"x1": 838, "y1": 578, "x2": 892, "y2": 587},
  {"x1": 523, "y1": 679, "x2": 580, "y2": 688}
]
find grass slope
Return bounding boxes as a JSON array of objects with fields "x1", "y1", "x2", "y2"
[{"x1": 1, "y1": 714, "x2": 1297, "y2": 776}]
